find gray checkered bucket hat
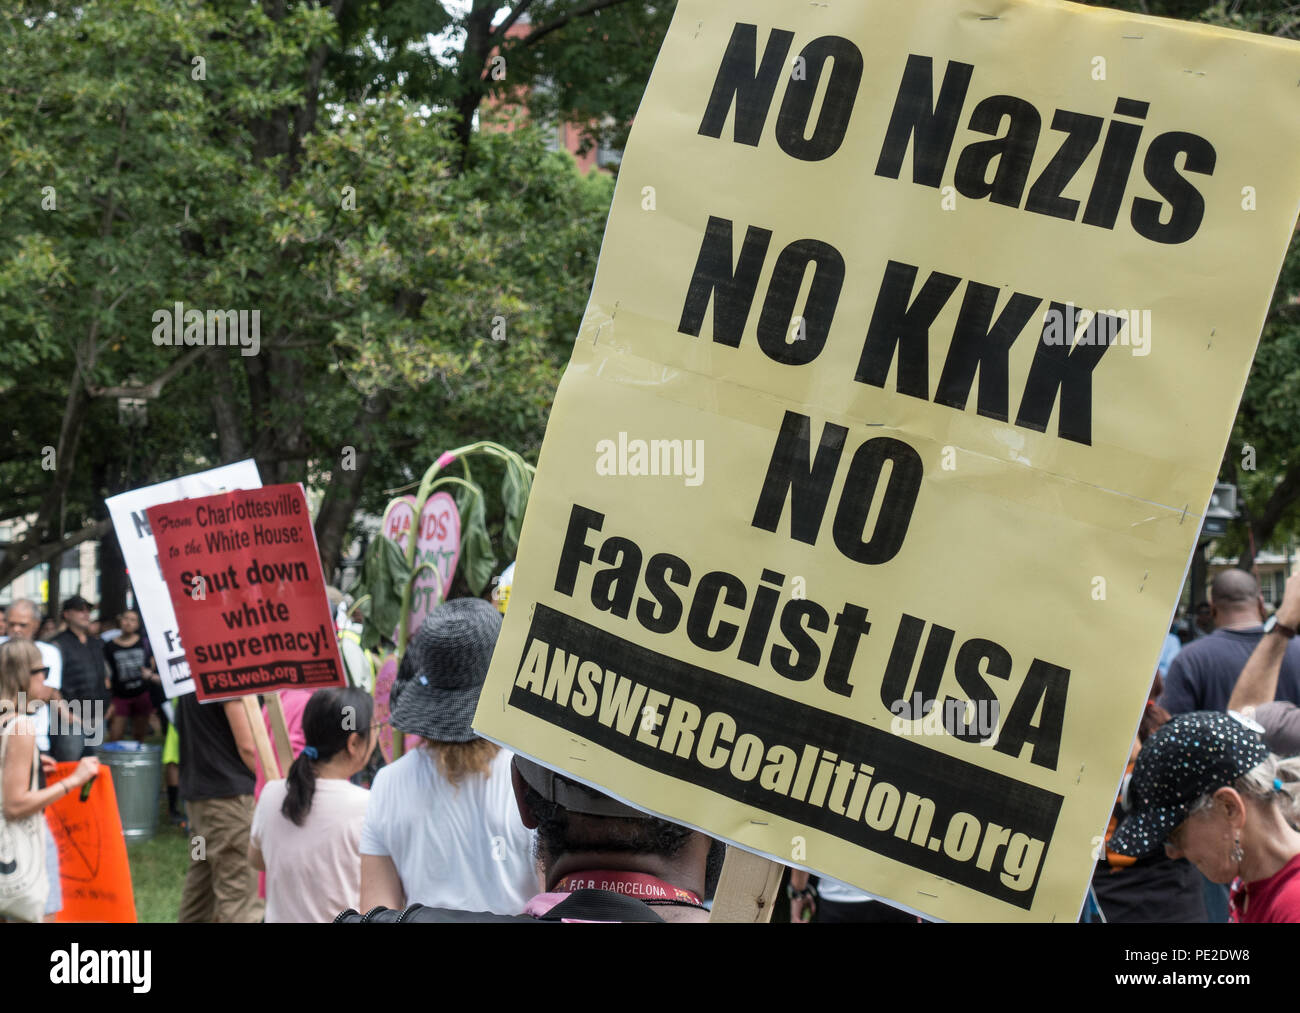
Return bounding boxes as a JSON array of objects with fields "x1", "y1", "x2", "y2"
[{"x1": 390, "y1": 597, "x2": 502, "y2": 743}]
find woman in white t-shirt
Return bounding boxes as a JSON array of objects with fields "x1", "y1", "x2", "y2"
[
  {"x1": 249, "y1": 687, "x2": 376, "y2": 922},
  {"x1": 360, "y1": 599, "x2": 537, "y2": 915}
]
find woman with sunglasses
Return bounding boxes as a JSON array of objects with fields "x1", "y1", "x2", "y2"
[
  {"x1": 0, "y1": 639, "x2": 98, "y2": 922},
  {"x1": 248, "y1": 686, "x2": 376, "y2": 922},
  {"x1": 1109, "y1": 710, "x2": 1300, "y2": 922}
]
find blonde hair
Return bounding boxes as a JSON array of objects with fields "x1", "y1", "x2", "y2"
[
  {"x1": 420, "y1": 737, "x2": 500, "y2": 788},
  {"x1": 0, "y1": 639, "x2": 40, "y2": 707}
]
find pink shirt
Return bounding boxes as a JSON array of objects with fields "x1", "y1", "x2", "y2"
[{"x1": 253, "y1": 688, "x2": 316, "y2": 796}]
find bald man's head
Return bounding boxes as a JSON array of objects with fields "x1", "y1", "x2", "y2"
[
  {"x1": 1211, "y1": 569, "x2": 1259, "y2": 606},
  {"x1": 1209, "y1": 569, "x2": 1265, "y2": 628}
]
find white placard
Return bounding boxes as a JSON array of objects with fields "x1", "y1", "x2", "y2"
[{"x1": 106, "y1": 461, "x2": 261, "y2": 698}]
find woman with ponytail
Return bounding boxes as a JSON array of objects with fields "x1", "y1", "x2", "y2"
[{"x1": 248, "y1": 687, "x2": 375, "y2": 922}]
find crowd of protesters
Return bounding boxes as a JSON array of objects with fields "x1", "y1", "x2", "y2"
[
  {"x1": 3, "y1": 564, "x2": 1299, "y2": 924},
  {"x1": 1083, "y1": 569, "x2": 1300, "y2": 924}
]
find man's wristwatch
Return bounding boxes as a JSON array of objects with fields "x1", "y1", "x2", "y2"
[
  {"x1": 1264, "y1": 614, "x2": 1297, "y2": 639},
  {"x1": 786, "y1": 883, "x2": 816, "y2": 901}
]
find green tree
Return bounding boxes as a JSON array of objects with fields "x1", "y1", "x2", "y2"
[
  {"x1": 0, "y1": 0, "x2": 628, "y2": 595},
  {"x1": 5, "y1": 0, "x2": 1298, "y2": 603},
  {"x1": 332, "y1": 1, "x2": 674, "y2": 156}
]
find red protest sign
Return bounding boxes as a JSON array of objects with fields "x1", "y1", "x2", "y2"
[{"x1": 146, "y1": 484, "x2": 346, "y2": 701}]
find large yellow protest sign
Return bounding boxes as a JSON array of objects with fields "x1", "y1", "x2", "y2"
[{"x1": 473, "y1": 0, "x2": 1300, "y2": 921}]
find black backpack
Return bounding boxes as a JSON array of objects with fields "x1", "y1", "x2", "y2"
[{"x1": 335, "y1": 889, "x2": 666, "y2": 923}]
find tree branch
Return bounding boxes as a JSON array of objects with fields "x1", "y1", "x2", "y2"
[
  {"x1": 0, "y1": 519, "x2": 111, "y2": 592},
  {"x1": 521, "y1": 0, "x2": 634, "y2": 48},
  {"x1": 291, "y1": 0, "x2": 348, "y2": 158},
  {"x1": 492, "y1": 0, "x2": 535, "y2": 41},
  {"x1": 85, "y1": 346, "x2": 206, "y2": 400},
  {"x1": 0, "y1": 501, "x2": 44, "y2": 524},
  {"x1": 1252, "y1": 462, "x2": 1300, "y2": 546}
]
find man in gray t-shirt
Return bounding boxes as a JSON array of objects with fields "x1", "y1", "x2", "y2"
[{"x1": 1159, "y1": 570, "x2": 1300, "y2": 715}]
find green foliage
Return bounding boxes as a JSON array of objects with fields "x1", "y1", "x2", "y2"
[
  {"x1": 348, "y1": 439, "x2": 535, "y2": 652},
  {"x1": 332, "y1": 1, "x2": 676, "y2": 155},
  {"x1": 437, "y1": 442, "x2": 536, "y2": 597},
  {"x1": 1082, "y1": 0, "x2": 1299, "y2": 35},
  {"x1": 307, "y1": 112, "x2": 611, "y2": 397},
  {"x1": 0, "y1": 0, "x2": 616, "y2": 586},
  {"x1": 490, "y1": 2, "x2": 677, "y2": 155},
  {"x1": 0, "y1": 1, "x2": 251, "y2": 521},
  {"x1": 348, "y1": 534, "x2": 411, "y2": 652},
  {"x1": 501, "y1": 451, "x2": 533, "y2": 558},
  {"x1": 1220, "y1": 232, "x2": 1300, "y2": 556},
  {"x1": 6, "y1": 0, "x2": 1297, "y2": 590},
  {"x1": 458, "y1": 483, "x2": 496, "y2": 596}
]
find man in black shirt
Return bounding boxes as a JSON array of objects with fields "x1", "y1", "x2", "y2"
[
  {"x1": 50, "y1": 595, "x2": 109, "y2": 759},
  {"x1": 175, "y1": 692, "x2": 264, "y2": 923}
]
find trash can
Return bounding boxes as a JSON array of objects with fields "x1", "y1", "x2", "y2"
[{"x1": 95, "y1": 741, "x2": 162, "y2": 843}]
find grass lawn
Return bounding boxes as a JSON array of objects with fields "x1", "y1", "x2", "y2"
[
  {"x1": 125, "y1": 794, "x2": 190, "y2": 923},
  {"x1": 107, "y1": 726, "x2": 190, "y2": 924}
]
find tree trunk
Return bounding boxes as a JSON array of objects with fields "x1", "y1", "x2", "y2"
[
  {"x1": 314, "y1": 392, "x2": 391, "y2": 581},
  {"x1": 244, "y1": 346, "x2": 310, "y2": 485},
  {"x1": 453, "y1": 0, "x2": 499, "y2": 161},
  {"x1": 98, "y1": 526, "x2": 129, "y2": 619},
  {"x1": 210, "y1": 349, "x2": 248, "y2": 461},
  {"x1": 1240, "y1": 462, "x2": 1300, "y2": 572},
  {"x1": 267, "y1": 350, "x2": 309, "y2": 484},
  {"x1": 1190, "y1": 542, "x2": 1209, "y2": 607},
  {"x1": 0, "y1": 370, "x2": 92, "y2": 590},
  {"x1": 47, "y1": 553, "x2": 62, "y2": 621}
]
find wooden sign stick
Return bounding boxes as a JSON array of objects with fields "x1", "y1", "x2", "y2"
[
  {"x1": 265, "y1": 692, "x2": 294, "y2": 774},
  {"x1": 708, "y1": 848, "x2": 785, "y2": 923},
  {"x1": 240, "y1": 694, "x2": 280, "y2": 781}
]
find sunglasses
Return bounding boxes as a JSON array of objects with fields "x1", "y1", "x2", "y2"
[{"x1": 30, "y1": 667, "x2": 49, "y2": 677}]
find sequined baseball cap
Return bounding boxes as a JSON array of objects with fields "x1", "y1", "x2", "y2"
[{"x1": 1109, "y1": 711, "x2": 1269, "y2": 858}]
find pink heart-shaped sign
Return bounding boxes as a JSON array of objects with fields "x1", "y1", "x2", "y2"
[
  {"x1": 380, "y1": 492, "x2": 461, "y2": 638},
  {"x1": 373, "y1": 654, "x2": 426, "y2": 763},
  {"x1": 410, "y1": 492, "x2": 460, "y2": 632},
  {"x1": 380, "y1": 495, "x2": 416, "y2": 549}
]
